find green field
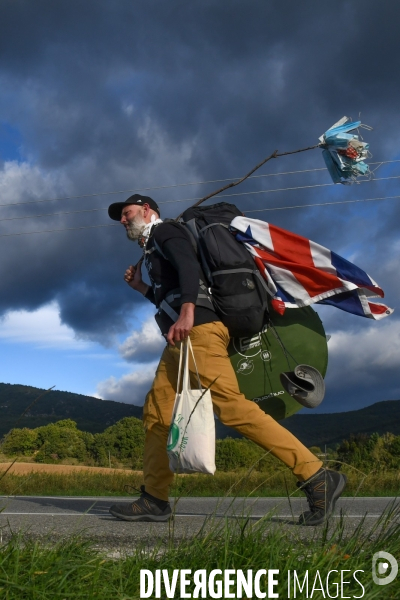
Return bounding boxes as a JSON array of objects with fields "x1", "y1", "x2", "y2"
[{"x1": 1, "y1": 464, "x2": 399, "y2": 498}]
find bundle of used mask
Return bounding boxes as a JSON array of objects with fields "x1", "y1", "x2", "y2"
[{"x1": 319, "y1": 116, "x2": 372, "y2": 184}]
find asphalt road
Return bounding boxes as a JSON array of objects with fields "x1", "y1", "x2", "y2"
[{"x1": 1, "y1": 496, "x2": 399, "y2": 550}]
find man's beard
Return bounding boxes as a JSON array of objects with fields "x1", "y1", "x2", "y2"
[{"x1": 125, "y1": 216, "x2": 147, "y2": 241}]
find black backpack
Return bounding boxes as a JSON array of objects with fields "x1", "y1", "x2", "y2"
[{"x1": 179, "y1": 202, "x2": 269, "y2": 338}]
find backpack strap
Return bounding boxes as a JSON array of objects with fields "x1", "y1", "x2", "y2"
[
  {"x1": 181, "y1": 218, "x2": 214, "y2": 283},
  {"x1": 146, "y1": 224, "x2": 215, "y2": 322},
  {"x1": 160, "y1": 281, "x2": 214, "y2": 322},
  {"x1": 159, "y1": 300, "x2": 179, "y2": 323}
]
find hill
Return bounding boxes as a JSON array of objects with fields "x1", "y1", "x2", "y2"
[
  {"x1": 0, "y1": 383, "x2": 142, "y2": 438},
  {"x1": 1, "y1": 383, "x2": 399, "y2": 448},
  {"x1": 283, "y1": 399, "x2": 400, "y2": 447}
]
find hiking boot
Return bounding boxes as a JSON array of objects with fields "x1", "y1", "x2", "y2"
[
  {"x1": 109, "y1": 486, "x2": 172, "y2": 522},
  {"x1": 297, "y1": 468, "x2": 347, "y2": 526}
]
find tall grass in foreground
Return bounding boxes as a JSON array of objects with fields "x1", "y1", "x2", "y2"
[
  {"x1": 1, "y1": 502, "x2": 399, "y2": 599},
  {"x1": 0, "y1": 466, "x2": 399, "y2": 497}
]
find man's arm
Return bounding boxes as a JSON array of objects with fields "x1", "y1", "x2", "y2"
[
  {"x1": 124, "y1": 259, "x2": 150, "y2": 296},
  {"x1": 160, "y1": 234, "x2": 200, "y2": 346},
  {"x1": 166, "y1": 302, "x2": 195, "y2": 346},
  {"x1": 124, "y1": 253, "x2": 193, "y2": 344}
]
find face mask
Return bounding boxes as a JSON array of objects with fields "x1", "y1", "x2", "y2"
[{"x1": 319, "y1": 116, "x2": 372, "y2": 184}]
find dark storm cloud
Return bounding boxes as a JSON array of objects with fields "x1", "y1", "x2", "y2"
[
  {"x1": 0, "y1": 0, "x2": 399, "y2": 370},
  {"x1": 2, "y1": 1, "x2": 399, "y2": 170}
]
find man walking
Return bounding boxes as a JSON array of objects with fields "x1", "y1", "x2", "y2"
[{"x1": 107, "y1": 194, "x2": 346, "y2": 526}]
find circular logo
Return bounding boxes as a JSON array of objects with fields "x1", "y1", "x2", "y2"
[
  {"x1": 236, "y1": 358, "x2": 254, "y2": 375},
  {"x1": 167, "y1": 423, "x2": 180, "y2": 451},
  {"x1": 260, "y1": 350, "x2": 271, "y2": 362},
  {"x1": 372, "y1": 551, "x2": 398, "y2": 586}
]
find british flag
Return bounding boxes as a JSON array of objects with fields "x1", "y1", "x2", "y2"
[{"x1": 230, "y1": 216, "x2": 393, "y2": 320}]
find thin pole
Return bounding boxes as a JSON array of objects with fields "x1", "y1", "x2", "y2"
[{"x1": 176, "y1": 143, "x2": 320, "y2": 218}]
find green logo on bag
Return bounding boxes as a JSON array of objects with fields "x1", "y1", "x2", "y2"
[{"x1": 167, "y1": 423, "x2": 180, "y2": 451}]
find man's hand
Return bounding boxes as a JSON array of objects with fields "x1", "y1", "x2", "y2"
[
  {"x1": 167, "y1": 303, "x2": 195, "y2": 346},
  {"x1": 124, "y1": 259, "x2": 149, "y2": 295}
]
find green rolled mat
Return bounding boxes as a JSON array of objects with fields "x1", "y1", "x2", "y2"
[{"x1": 228, "y1": 305, "x2": 328, "y2": 421}]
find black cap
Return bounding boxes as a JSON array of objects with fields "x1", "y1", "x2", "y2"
[{"x1": 108, "y1": 194, "x2": 160, "y2": 221}]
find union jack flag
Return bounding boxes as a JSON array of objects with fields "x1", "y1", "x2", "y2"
[{"x1": 230, "y1": 216, "x2": 393, "y2": 320}]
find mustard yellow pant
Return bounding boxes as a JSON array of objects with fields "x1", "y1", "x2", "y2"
[{"x1": 143, "y1": 321, "x2": 322, "y2": 501}]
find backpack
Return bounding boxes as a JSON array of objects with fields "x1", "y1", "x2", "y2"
[{"x1": 178, "y1": 202, "x2": 269, "y2": 338}]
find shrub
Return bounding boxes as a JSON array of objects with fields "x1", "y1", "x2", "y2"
[
  {"x1": 216, "y1": 437, "x2": 277, "y2": 472},
  {"x1": 1, "y1": 427, "x2": 39, "y2": 456},
  {"x1": 92, "y1": 417, "x2": 145, "y2": 467},
  {"x1": 336, "y1": 432, "x2": 400, "y2": 470},
  {"x1": 389, "y1": 435, "x2": 400, "y2": 457},
  {"x1": 34, "y1": 421, "x2": 93, "y2": 463}
]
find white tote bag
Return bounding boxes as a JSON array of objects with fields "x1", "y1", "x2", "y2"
[{"x1": 167, "y1": 337, "x2": 216, "y2": 475}]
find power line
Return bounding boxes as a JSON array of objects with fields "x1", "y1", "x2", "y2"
[
  {"x1": 176, "y1": 144, "x2": 321, "y2": 216},
  {"x1": 0, "y1": 207, "x2": 107, "y2": 222},
  {"x1": 160, "y1": 174, "x2": 400, "y2": 205},
  {"x1": 246, "y1": 194, "x2": 400, "y2": 213},
  {"x1": 1, "y1": 193, "x2": 399, "y2": 238},
  {"x1": 0, "y1": 167, "x2": 327, "y2": 208},
  {"x1": 0, "y1": 168, "x2": 327, "y2": 208},
  {"x1": 1, "y1": 173, "x2": 399, "y2": 223},
  {"x1": 1, "y1": 158, "x2": 399, "y2": 209},
  {"x1": 0, "y1": 223, "x2": 119, "y2": 238}
]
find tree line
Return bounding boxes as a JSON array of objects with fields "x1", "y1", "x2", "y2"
[{"x1": 1, "y1": 418, "x2": 400, "y2": 471}]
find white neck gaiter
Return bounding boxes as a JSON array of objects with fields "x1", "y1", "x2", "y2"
[{"x1": 139, "y1": 216, "x2": 163, "y2": 247}]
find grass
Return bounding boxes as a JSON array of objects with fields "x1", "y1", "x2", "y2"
[
  {"x1": 0, "y1": 465, "x2": 399, "y2": 497},
  {"x1": 0, "y1": 501, "x2": 399, "y2": 599},
  {"x1": 1, "y1": 403, "x2": 399, "y2": 597},
  {"x1": 1, "y1": 458, "x2": 399, "y2": 598}
]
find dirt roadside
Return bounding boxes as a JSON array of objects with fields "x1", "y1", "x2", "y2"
[{"x1": 0, "y1": 462, "x2": 136, "y2": 475}]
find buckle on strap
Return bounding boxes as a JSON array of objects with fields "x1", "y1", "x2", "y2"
[{"x1": 165, "y1": 292, "x2": 181, "y2": 304}]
